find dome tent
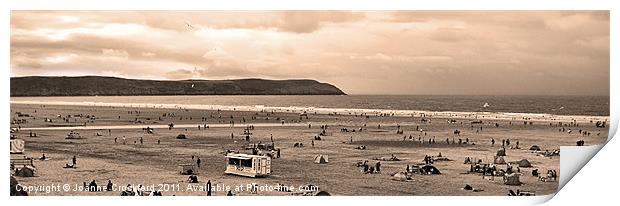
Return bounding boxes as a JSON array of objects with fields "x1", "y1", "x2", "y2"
[
  {"x1": 504, "y1": 173, "x2": 522, "y2": 186},
  {"x1": 493, "y1": 156, "x2": 507, "y2": 164},
  {"x1": 314, "y1": 155, "x2": 329, "y2": 164},
  {"x1": 513, "y1": 159, "x2": 532, "y2": 167},
  {"x1": 392, "y1": 171, "x2": 412, "y2": 181},
  {"x1": 420, "y1": 165, "x2": 441, "y2": 175},
  {"x1": 15, "y1": 166, "x2": 36, "y2": 177}
]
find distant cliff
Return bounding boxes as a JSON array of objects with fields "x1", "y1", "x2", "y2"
[{"x1": 10, "y1": 76, "x2": 346, "y2": 96}]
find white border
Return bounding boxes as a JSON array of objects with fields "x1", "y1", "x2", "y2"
[{"x1": 2, "y1": 1, "x2": 618, "y2": 205}]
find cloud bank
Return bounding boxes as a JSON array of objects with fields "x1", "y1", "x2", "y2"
[{"x1": 11, "y1": 11, "x2": 609, "y2": 95}]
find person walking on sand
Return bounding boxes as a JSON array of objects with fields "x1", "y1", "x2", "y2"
[
  {"x1": 197, "y1": 158, "x2": 201, "y2": 168},
  {"x1": 114, "y1": 137, "x2": 117, "y2": 143},
  {"x1": 140, "y1": 137, "x2": 143, "y2": 145},
  {"x1": 106, "y1": 180, "x2": 113, "y2": 191},
  {"x1": 206, "y1": 180, "x2": 212, "y2": 196},
  {"x1": 491, "y1": 138, "x2": 495, "y2": 146},
  {"x1": 72, "y1": 155, "x2": 77, "y2": 166},
  {"x1": 311, "y1": 140, "x2": 315, "y2": 147}
]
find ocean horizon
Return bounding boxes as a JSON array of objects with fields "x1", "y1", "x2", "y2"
[{"x1": 11, "y1": 94, "x2": 610, "y2": 117}]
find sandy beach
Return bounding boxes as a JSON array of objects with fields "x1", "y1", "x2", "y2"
[{"x1": 10, "y1": 103, "x2": 609, "y2": 196}]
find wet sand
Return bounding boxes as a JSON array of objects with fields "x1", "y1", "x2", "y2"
[{"x1": 10, "y1": 103, "x2": 609, "y2": 196}]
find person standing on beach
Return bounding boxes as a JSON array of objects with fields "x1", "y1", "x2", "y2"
[
  {"x1": 197, "y1": 158, "x2": 201, "y2": 168},
  {"x1": 72, "y1": 155, "x2": 77, "y2": 166},
  {"x1": 114, "y1": 137, "x2": 117, "y2": 143},
  {"x1": 140, "y1": 137, "x2": 143, "y2": 145},
  {"x1": 491, "y1": 138, "x2": 495, "y2": 146},
  {"x1": 206, "y1": 180, "x2": 212, "y2": 196}
]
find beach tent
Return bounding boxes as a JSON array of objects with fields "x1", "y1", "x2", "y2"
[
  {"x1": 493, "y1": 156, "x2": 507, "y2": 164},
  {"x1": 15, "y1": 166, "x2": 36, "y2": 177},
  {"x1": 420, "y1": 165, "x2": 441, "y2": 174},
  {"x1": 392, "y1": 171, "x2": 412, "y2": 181},
  {"x1": 496, "y1": 148, "x2": 506, "y2": 156},
  {"x1": 504, "y1": 173, "x2": 522, "y2": 186},
  {"x1": 516, "y1": 159, "x2": 532, "y2": 167},
  {"x1": 10, "y1": 176, "x2": 28, "y2": 196},
  {"x1": 529, "y1": 145, "x2": 541, "y2": 151},
  {"x1": 315, "y1": 191, "x2": 331, "y2": 196},
  {"x1": 10, "y1": 139, "x2": 25, "y2": 154},
  {"x1": 176, "y1": 134, "x2": 187, "y2": 139},
  {"x1": 314, "y1": 155, "x2": 329, "y2": 164},
  {"x1": 179, "y1": 164, "x2": 195, "y2": 175}
]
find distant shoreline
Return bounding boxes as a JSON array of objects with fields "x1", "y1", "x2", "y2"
[
  {"x1": 11, "y1": 100, "x2": 609, "y2": 124},
  {"x1": 10, "y1": 76, "x2": 347, "y2": 96}
]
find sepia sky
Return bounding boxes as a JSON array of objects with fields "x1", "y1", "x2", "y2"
[{"x1": 10, "y1": 11, "x2": 609, "y2": 95}]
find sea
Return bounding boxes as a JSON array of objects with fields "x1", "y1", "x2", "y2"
[{"x1": 10, "y1": 95, "x2": 609, "y2": 117}]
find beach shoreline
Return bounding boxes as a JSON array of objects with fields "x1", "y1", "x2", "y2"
[{"x1": 10, "y1": 100, "x2": 609, "y2": 124}]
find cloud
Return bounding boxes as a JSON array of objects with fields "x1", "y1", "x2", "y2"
[
  {"x1": 202, "y1": 47, "x2": 230, "y2": 60},
  {"x1": 10, "y1": 11, "x2": 610, "y2": 95},
  {"x1": 141, "y1": 52, "x2": 156, "y2": 57},
  {"x1": 12, "y1": 11, "x2": 366, "y2": 34},
  {"x1": 102, "y1": 48, "x2": 129, "y2": 59},
  {"x1": 428, "y1": 27, "x2": 471, "y2": 42},
  {"x1": 165, "y1": 69, "x2": 195, "y2": 80}
]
